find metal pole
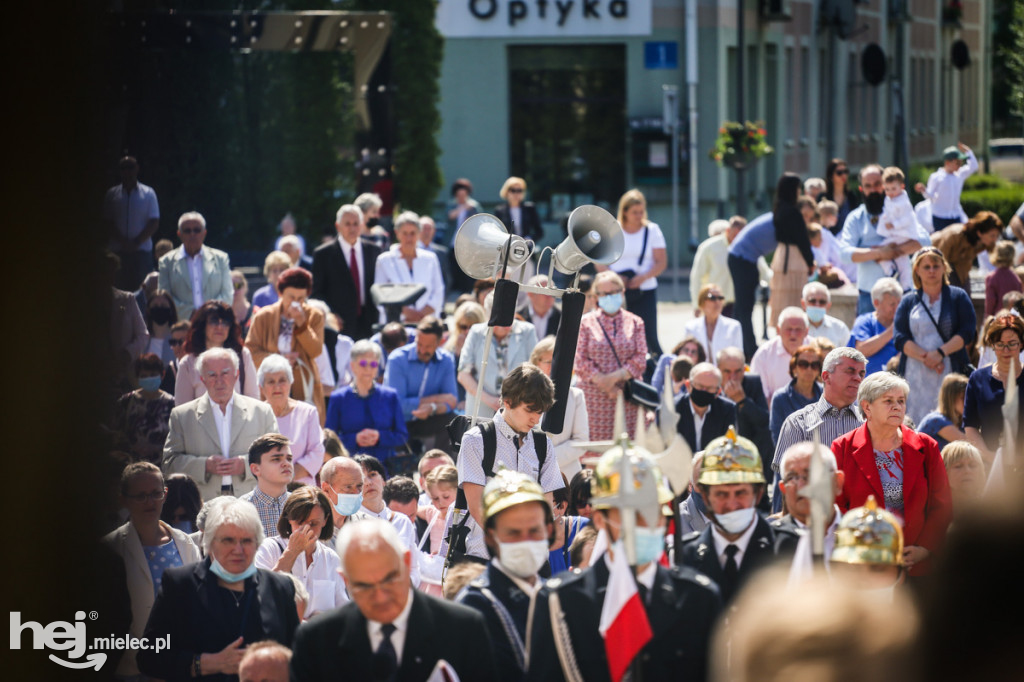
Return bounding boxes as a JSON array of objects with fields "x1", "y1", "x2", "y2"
[
  {"x1": 664, "y1": 85, "x2": 680, "y2": 302},
  {"x1": 686, "y1": 0, "x2": 700, "y2": 268},
  {"x1": 736, "y1": 0, "x2": 746, "y2": 216}
]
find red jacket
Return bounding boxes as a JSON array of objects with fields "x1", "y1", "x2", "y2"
[{"x1": 832, "y1": 424, "x2": 953, "y2": 576}]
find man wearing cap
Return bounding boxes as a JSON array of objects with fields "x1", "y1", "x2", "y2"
[
  {"x1": 915, "y1": 142, "x2": 978, "y2": 232},
  {"x1": 678, "y1": 428, "x2": 798, "y2": 606},
  {"x1": 529, "y1": 444, "x2": 721, "y2": 682},
  {"x1": 456, "y1": 470, "x2": 555, "y2": 682}
]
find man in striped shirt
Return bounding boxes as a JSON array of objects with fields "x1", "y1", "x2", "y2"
[{"x1": 771, "y1": 347, "x2": 867, "y2": 512}]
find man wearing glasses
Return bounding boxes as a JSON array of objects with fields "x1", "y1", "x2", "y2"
[
  {"x1": 801, "y1": 281, "x2": 850, "y2": 348},
  {"x1": 163, "y1": 347, "x2": 279, "y2": 501},
  {"x1": 290, "y1": 517, "x2": 498, "y2": 681},
  {"x1": 158, "y1": 211, "x2": 233, "y2": 320}
]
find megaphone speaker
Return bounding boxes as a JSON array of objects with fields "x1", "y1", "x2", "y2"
[
  {"x1": 553, "y1": 205, "x2": 625, "y2": 274},
  {"x1": 454, "y1": 213, "x2": 533, "y2": 280}
]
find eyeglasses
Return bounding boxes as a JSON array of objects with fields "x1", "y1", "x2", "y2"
[
  {"x1": 782, "y1": 473, "x2": 809, "y2": 486},
  {"x1": 993, "y1": 342, "x2": 1021, "y2": 352},
  {"x1": 795, "y1": 359, "x2": 822, "y2": 370},
  {"x1": 357, "y1": 359, "x2": 380, "y2": 368},
  {"x1": 208, "y1": 318, "x2": 232, "y2": 328},
  {"x1": 125, "y1": 490, "x2": 167, "y2": 502},
  {"x1": 805, "y1": 298, "x2": 828, "y2": 306},
  {"x1": 705, "y1": 294, "x2": 726, "y2": 302},
  {"x1": 835, "y1": 169, "x2": 849, "y2": 176},
  {"x1": 168, "y1": 338, "x2": 184, "y2": 347},
  {"x1": 348, "y1": 571, "x2": 405, "y2": 597},
  {"x1": 507, "y1": 188, "x2": 524, "y2": 194}
]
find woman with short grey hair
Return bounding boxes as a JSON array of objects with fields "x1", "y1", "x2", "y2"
[
  {"x1": 258, "y1": 352, "x2": 324, "y2": 486},
  {"x1": 373, "y1": 210, "x2": 445, "y2": 323},
  {"x1": 831, "y1": 371, "x2": 952, "y2": 578}
]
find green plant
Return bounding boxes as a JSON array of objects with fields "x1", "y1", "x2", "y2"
[
  {"x1": 961, "y1": 186, "x2": 1024, "y2": 226},
  {"x1": 709, "y1": 120, "x2": 775, "y2": 169}
]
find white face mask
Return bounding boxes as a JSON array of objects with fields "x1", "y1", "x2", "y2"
[
  {"x1": 714, "y1": 506, "x2": 756, "y2": 535},
  {"x1": 497, "y1": 540, "x2": 549, "y2": 579}
]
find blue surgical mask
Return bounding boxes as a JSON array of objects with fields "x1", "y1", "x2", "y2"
[
  {"x1": 332, "y1": 492, "x2": 363, "y2": 517},
  {"x1": 138, "y1": 376, "x2": 162, "y2": 392},
  {"x1": 805, "y1": 306, "x2": 827, "y2": 324},
  {"x1": 633, "y1": 527, "x2": 665, "y2": 565},
  {"x1": 209, "y1": 557, "x2": 257, "y2": 583},
  {"x1": 598, "y1": 293, "x2": 623, "y2": 315}
]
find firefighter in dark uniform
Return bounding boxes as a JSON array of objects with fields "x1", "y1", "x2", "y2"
[
  {"x1": 528, "y1": 440, "x2": 722, "y2": 682},
  {"x1": 455, "y1": 470, "x2": 556, "y2": 682},
  {"x1": 678, "y1": 427, "x2": 799, "y2": 607}
]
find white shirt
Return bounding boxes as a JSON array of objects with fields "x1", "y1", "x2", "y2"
[
  {"x1": 493, "y1": 557, "x2": 541, "y2": 597},
  {"x1": 254, "y1": 538, "x2": 349, "y2": 617},
  {"x1": 176, "y1": 246, "x2": 206, "y2": 313},
  {"x1": 682, "y1": 316, "x2": 743, "y2": 366},
  {"x1": 923, "y1": 150, "x2": 978, "y2": 218},
  {"x1": 787, "y1": 505, "x2": 843, "y2": 587},
  {"x1": 689, "y1": 400, "x2": 711, "y2": 451},
  {"x1": 367, "y1": 588, "x2": 415, "y2": 666},
  {"x1": 808, "y1": 314, "x2": 851, "y2": 348},
  {"x1": 612, "y1": 223, "x2": 666, "y2": 291},
  {"x1": 374, "y1": 246, "x2": 445, "y2": 322},
  {"x1": 207, "y1": 393, "x2": 237, "y2": 487},
  {"x1": 690, "y1": 234, "x2": 734, "y2": 303},
  {"x1": 879, "y1": 191, "x2": 919, "y2": 244},
  {"x1": 358, "y1": 505, "x2": 422, "y2": 588},
  {"x1": 711, "y1": 514, "x2": 759, "y2": 570},
  {"x1": 338, "y1": 238, "x2": 366, "y2": 307},
  {"x1": 528, "y1": 304, "x2": 555, "y2": 339},
  {"x1": 750, "y1": 335, "x2": 811, "y2": 401}
]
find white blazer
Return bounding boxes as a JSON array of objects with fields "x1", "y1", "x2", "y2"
[
  {"x1": 682, "y1": 315, "x2": 744, "y2": 365},
  {"x1": 102, "y1": 520, "x2": 200, "y2": 676},
  {"x1": 546, "y1": 386, "x2": 590, "y2": 479}
]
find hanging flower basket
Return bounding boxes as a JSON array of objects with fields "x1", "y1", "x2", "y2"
[
  {"x1": 941, "y1": 0, "x2": 963, "y2": 26},
  {"x1": 709, "y1": 120, "x2": 774, "y2": 170}
]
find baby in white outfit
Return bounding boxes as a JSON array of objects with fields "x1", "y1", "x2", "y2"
[{"x1": 879, "y1": 167, "x2": 919, "y2": 290}]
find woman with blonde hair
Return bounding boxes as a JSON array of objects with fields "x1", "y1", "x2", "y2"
[
  {"x1": 682, "y1": 283, "x2": 743, "y2": 364},
  {"x1": 599, "y1": 189, "x2": 667, "y2": 354},
  {"x1": 494, "y1": 176, "x2": 543, "y2": 241},
  {"x1": 531, "y1": 336, "x2": 589, "y2": 478},
  {"x1": 918, "y1": 373, "x2": 969, "y2": 451}
]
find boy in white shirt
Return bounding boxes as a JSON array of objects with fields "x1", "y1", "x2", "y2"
[
  {"x1": 879, "y1": 167, "x2": 918, "y2": 290},
  {"x1": 914, "y1": 142, "x2": 978, "y2": 231}
]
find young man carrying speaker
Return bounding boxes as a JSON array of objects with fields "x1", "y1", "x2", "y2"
[{"x1": 454, "y1": 364, "x2": 565, "y2": 559}]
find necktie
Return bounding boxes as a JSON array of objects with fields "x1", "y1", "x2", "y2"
[
  {"x1": 722, "y1": 544, "x2": 740, "y2": 602},
  {"x1": 350, "y1": 245, "x2": 362, "y2": 314},
  {"x1": 513, "y1": 435, "x2": 521, "y2": 451},
  {"x1": 637, "y1": 582, "x2": 649, "y2": 605},
  {"x1": 376, "y1": 623, "x2": 398, "y2": 680}
]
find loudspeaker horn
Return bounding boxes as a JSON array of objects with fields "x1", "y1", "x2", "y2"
[
  {"x1": 453, "y1": 213, "x2": 533, "y2": 280},
  {"x1": 552, "y1": 205, "x2": 625, "y2": 274}
]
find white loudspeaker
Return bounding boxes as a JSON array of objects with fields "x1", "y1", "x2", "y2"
[
  {"x1": 552, "y1": 205, "x2": 625, "y2": 274},
  {"x1": 453, "y1": 213, "x2": 533, "y2": 280}
]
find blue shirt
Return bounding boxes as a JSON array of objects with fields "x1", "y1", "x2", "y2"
[
  {"x1": 548, "y1": 516, "x2": 589, "y2": 576},
  {"x1": 838, "y1": 204, "x2": 931, "y2": 293},
  {"x1": 962, "y1": 365, "x2": 1024, "y2": 451},
  {"x1": 252, "y1": 284, "x2": 279, "y2": 308},
  {"x1": 769, "y1": 379, "x2": 823, "y2": 445},
  {"x1": 728, "y1": 212, "x2": 777, "y2": 263},
  {"x1": 325, "y1": 385, "x2": 409, "y2": 463},
  {"x1": 848, "y1": 312, "x2": 898, "y2": 375},
  {"x1": 143, "y1": 540, "x2": 183, "y2": 598},
  {"x1": 383, "y1": 343, "x2": 459, "y2": 420},
  {"x1": 917, "y1": 412, "x2": 954, "y2": 451}
]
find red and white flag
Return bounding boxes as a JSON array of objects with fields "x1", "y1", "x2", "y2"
[{"x1": 598, "y1": 540, "x2": 653, "y2": 682}]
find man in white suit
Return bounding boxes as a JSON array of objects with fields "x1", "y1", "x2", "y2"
[
  {"x1": 163, "y1": 347, "x2": 278, "y2": 500},
  {"x1": 158, "y1": 211, "x2": 233, "y2": 320}
]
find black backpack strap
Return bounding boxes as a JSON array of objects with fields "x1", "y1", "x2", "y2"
[
  {"x1": 532, "y1": 429, "x2": 548, "y2": 471},
  {"x1": 480, "y1": 420, "x2": 498, "y2": 478}
]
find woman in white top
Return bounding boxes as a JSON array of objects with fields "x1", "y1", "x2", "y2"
[
  {"x1": 682, "y1": 283, "x2": 744, "y2": 366},
  {"x1": 103, "y1": 463, "x2": 200, "y2": 677},
  {"x1": 530, "y1": 336, "x2": 589, "y2": 479},
  {"x1": 257, "y1": 354, "x2": 325, "y2": 486},
  {"x1": 601, "y1": 189, "x2": 668, "y2": 354},
  {"x1": 374, "y1": 211, "x2": 445, "y2": 324},
  {"x1": 254, "y1": 487, "x2": 348, "y2": 619}
]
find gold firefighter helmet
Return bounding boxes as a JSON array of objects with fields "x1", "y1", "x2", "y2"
[
  {"x1": 831, "y1": 495, "x2": 905, "y2": 566},
  {"x1": 482, "y1": 469, "x2": 553, "y2": 528},
  {"x1": 698, "y1": 426, "x2": 765, "y2": 486},
  {"x1": 591, "y1": 444, "x2": 674, "y2": 509}
]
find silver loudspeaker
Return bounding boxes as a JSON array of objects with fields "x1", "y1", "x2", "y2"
[
  {"x1": 552, "y1": 205, "x2": 625, "y2": 274},
  {"x1": 453, "y1": 213, "x2": 533, "y2": 280}
]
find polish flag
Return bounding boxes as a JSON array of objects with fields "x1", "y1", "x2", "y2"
[{"x1": 598, "y1": 541, "x2": 653, "y2": 682}]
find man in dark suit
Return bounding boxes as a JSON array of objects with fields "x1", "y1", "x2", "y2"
[
  {"x1": 678, "y1": 430, "x2": 798, "y2": 607},
  {"x1": 529, "y1": 446, "x2": 721, "y2": 682},
  {"x1": 718, "y1": 346, "x2": 774, "y2": 508},
  {"x1": 312, "y1": 204, "x2": 381, "y2": 341},
  {"x1": 290, "y1": 517, "x2": 498, "y2": 681},
  {"x1": 516, "y1": 274, "x2": 562, "y2": 339},
  {"x1": 675, "y1": 362, "x2": 737, "y2": 454},
  {"x1": 419, "y1": 215, "x2": 452, "y2": 295}
]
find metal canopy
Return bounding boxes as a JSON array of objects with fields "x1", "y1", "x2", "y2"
[{"x1": 111, "y1": 10, "x2": 392, "y2": 128}]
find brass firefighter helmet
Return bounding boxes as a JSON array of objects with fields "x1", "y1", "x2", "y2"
[
  {"x1": 698, "y1": 426, "x2": 765, "y2": 486},
  {"x1": 482, "y1": 469, "x2": 552, "y2": 528},
  {"x1": 591, "y1": 445, "x2": 674, "y2": 509},
  {"x1": 831, "y1": 495, "x2": 905, "y2": 566}
]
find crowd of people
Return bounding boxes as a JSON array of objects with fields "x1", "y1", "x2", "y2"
[{"x1": 99, "y1": 151, "x2": 1024, "y2": 681}]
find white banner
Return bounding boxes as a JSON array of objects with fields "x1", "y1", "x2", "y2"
[{"x1": 436, "y1": 0, "x2": 652, "y2": 38}]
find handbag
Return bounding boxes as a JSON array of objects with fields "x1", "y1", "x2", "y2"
[
  {"x1": 596, "y1": 317, "x2": 660, "y2": 409},
  {"x1": 916, "y1": 291, "x2": 976, "y2": 375}
]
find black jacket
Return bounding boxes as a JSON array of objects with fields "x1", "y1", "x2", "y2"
[
  {"x1": 311, "y1": 238, "x2": 382, "y2": 341},
  {"x1": 516, "y1": 303, "x2": 562, "y2": 339},
  {"x1": 678, "y1": 515, "x2": 798, "y2": 606},
  {"x1": 137, "y1": 559, "x2": 299, "y2": 681},
  {"x1": 675, "y1": 393, "x2": 737, "y2": 454},
  {"x1": 456, "y1": 562, "x2": 534, "y2": 682},
  {"x1": 529, "y1": 557, "x2": 721, "y2": 682},
  {"x1": 290, "y1": 589, "x2": 498, "y2": 682},
  {"x1": 733, "y1": 374, "x2": 775, "y2": 496},
  {"x1": 494, "y1": 202, "x2": 544, "y2": 242}
]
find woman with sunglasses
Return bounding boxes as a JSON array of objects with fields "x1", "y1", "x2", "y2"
[
  {"x1": 682, "y1": 283, "x2": 743, "y2": 366},
  {"x1": 822, "y1": 158, "x2": 860, "y2": 233},
  {"x1": 444, "y1": 302, "x2": 485, "y2": 411},
  {"x1": 144, "y1": 289, "x2": 179, "y2": 366},
  {"x1": 894, "y1": 248, "x2": 977, "y2": 426},
  {"x1": 257, "y1": 354, "x2": 325, "y2": 487},
  {"x1": 494, "y1": 176, "x2": 544, "y2": 242},
  {"x1": 768, "y1": 344, "x2": 824, "y2": 446},
  {"x1": 325, "y1": 340, "x2": 408, "y2": 466},
  {"x1": 963, "y1": 313, "x2": 1024, "y2": 465},
  {"x1": 174, "y1": 300, "x2": 259, "y2": 405}
]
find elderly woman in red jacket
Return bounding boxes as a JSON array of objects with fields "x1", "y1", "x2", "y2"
[{"x1": 831, "y1": 371, "x2": 952, "y2": 576}]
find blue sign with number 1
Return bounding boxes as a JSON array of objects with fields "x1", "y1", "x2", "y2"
[{"x1": 644, "y1": 41, "x2": 678, "y2": 70}]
